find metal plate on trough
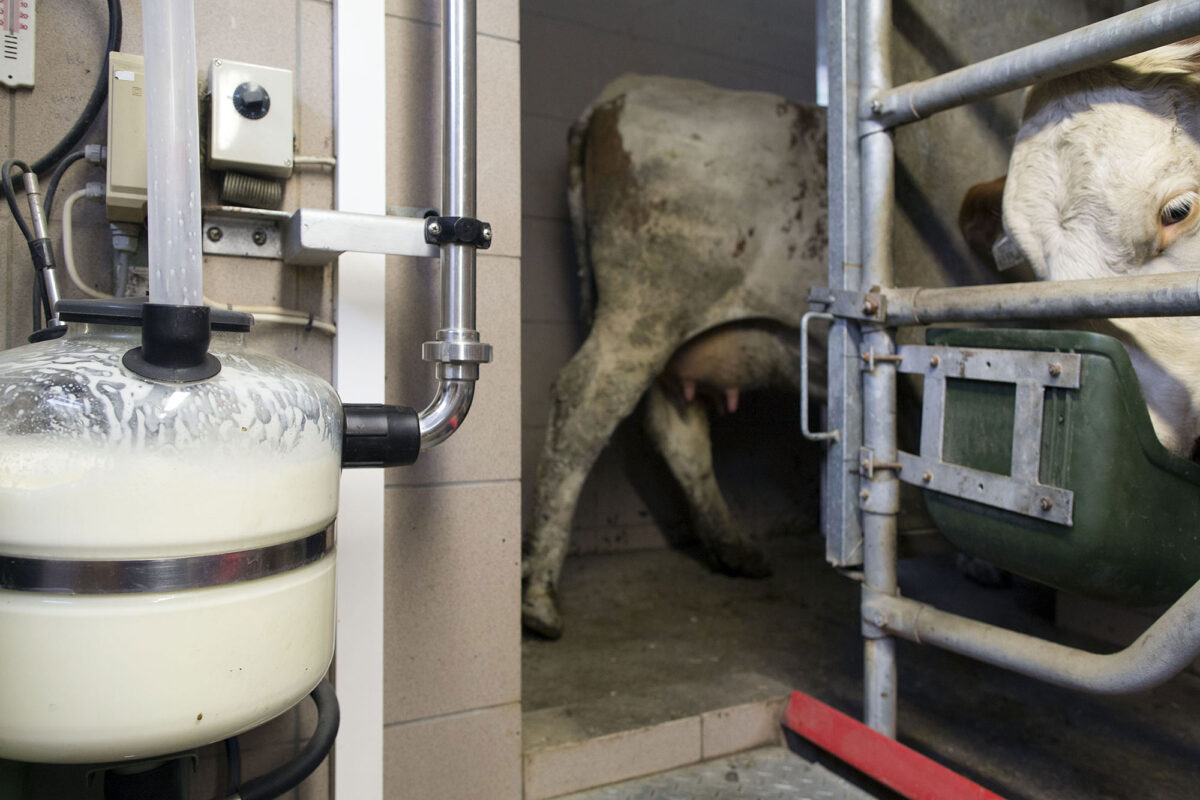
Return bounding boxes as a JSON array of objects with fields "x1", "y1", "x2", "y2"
[
  {"x1": 898, "y1": 451, "x2": 1074, "y2": 526},
  {"x1": 897, "y1": 344, "x2": 1081, "y2": 388}
]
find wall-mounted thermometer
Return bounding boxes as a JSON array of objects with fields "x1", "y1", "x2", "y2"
[{"x1": 0, "y1": 0, "x2": 34, "y2": 89}]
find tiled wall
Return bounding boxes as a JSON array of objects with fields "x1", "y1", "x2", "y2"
[
  {"x1": 519, "y1": 1, "x2": 820, "y2": 555},
  {"x1": 382, "y1": 1, "x2": 523, "y2": 798},
  {"x1": 1, "y1": 1, "x2": 522, "y2": 798}
]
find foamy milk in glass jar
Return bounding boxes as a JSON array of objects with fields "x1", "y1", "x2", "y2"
[{"x1": 0, "y1": 303, "x2": 341, "y2": 763}]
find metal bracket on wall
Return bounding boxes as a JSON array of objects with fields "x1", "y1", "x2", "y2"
[
  {"x1": 894, "y1": 344, "x2": 1081, "y2": 526},
  {"x1": 201, "y1": 206, "x2": 289, "y2": 259},
  {"x1": 808, "y1": 286, "x2": 887, "y2": 322},
  {"x1": 200, "y1": 205, "x2": 440, "y2": 265}
]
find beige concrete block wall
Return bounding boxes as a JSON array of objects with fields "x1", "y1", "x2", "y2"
[
  {"x1": 518, "y1": 0, "x2": 819, "y2": 558},
  {"x1": 382, "y1": 2, "x2": 523, "y2": 798},
  {"x1": 1, "y1": 1, "x2": 522, "y2": 798}
]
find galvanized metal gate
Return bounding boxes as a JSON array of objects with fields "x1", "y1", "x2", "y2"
[{"x1": 813, "y1": 0, "x2": 1200, "y2": 738}]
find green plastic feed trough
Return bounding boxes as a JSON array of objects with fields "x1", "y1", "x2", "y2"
[{"x1": 921, "y1": 327, "x2": 1200, "y2": 606}]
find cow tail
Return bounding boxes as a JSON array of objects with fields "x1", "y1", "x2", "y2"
[{"x1": 567, "y1": 110, "x2": 598, "y2": 329}]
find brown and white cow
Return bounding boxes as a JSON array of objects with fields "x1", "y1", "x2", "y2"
[
  {"x1": 522, "y1": 75, "x2": 828, "y2": 638},
  {"x1": 963, "y1": 42, "x2": 1200, "y2": 457}
]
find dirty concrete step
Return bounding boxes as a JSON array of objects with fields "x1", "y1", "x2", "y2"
[
  {"x1": 522, "y1": 672, "x2": 792, "y2": 800},
  {"x1": 554, "y1": 745, "x2": 881, "y2": 800}
]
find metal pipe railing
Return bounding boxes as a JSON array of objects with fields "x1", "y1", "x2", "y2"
[
  {"x1": 831, "y1": 0, "x2": 1200, "y2": 748},
  {"x1": 864, "y1": 584, "x2": 1200, "y2": 694},
  {"x1": 417, "y1": 0, "x2": 492, "y2": 449},
  {"x1": 885, "y1": 272, "x2": 1200, "y2": 326},
  {"x1": 859, "y1": 0, "x2": 900, "y2": 740},
  {"x1": 870, "y1": 0, "x2": 1200, "y2": 129}
]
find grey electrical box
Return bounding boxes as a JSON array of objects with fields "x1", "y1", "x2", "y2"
[{"x1": 106, "y1": 51, "x2": 147, "y2": 222}]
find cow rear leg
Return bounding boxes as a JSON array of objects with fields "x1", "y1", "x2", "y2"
[
  {"x1": 643, "y1": 382, "x2": 771, "y2": 578},
  {"x1": 523, "y1": 317, "x2": 674, "y2": 638}
]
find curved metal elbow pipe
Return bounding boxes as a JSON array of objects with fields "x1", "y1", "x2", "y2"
[
  {"x1": 417, "y1": 379, "x2": 475, "y2": 449},
  {"x1": 865, "y1": 581, "x2": 1200, "y2": 694}
]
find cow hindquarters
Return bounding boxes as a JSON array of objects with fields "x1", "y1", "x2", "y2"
[
  {"x1": 643, "y1": 382, "x2": 771, "y2": 578},
  {"x1": 523, "y1": 315, "x2": 676, "y2": 638}
]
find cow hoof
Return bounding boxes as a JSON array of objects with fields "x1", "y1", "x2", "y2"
[
  {"x1": 522, "y1": 585, "x2": 564, "y2": 639},
  {"x1": 709, "y1": 542, "x2": 772, "y2": 579}
]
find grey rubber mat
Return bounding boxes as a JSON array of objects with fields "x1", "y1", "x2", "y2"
[{"x1": 558, "y1": 746, "x2": 879, "y2": 799}]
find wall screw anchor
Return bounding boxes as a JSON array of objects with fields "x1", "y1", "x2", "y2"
[
  {"x1": 252, "y1": 229, "x2": 268, "y2": 246},
  {"x1": 929, "y1": 355, "x2": 940, "y2": 367},
  {"x1": 922, "y1": 471, "x2": 932, "y2": 483},
  {"x1": 482, "y1": 226, "x2": 492, "y2": 241},
  {"x1": 859, "y1": 488, "x2": 870, "y2": 501},
  {"x1": 870, "y1": 99, "x2": 883, "y2": 114},
  {"x1": 1040, "y1": 496, "x2": 1054, "y2": 511},
  {"x1": 427, "y1": 220, "x2": 442, "y2": 236},
  {"x1": 862, "y1": 298, "x2": 879, "y2": 316},
  {"x1": 206, "y1": 226, "x2": 223, "y2": 242},
  {"x1": 1048, "y1": 362, "x2": 1062, "y2": 377}
]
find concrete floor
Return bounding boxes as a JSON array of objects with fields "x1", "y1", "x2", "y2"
[
  {"x1": 560, "y1": 746, "x2": 880, "y2": 800},
  {"x1": 523, "y1": 537, "x2": 1200, "y2": 799}
]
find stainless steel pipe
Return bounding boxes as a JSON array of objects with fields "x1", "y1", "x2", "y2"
[
  {"x1": 871, "y1": 0, "x2": 1200, "y2": 128},
  {"x1": 418, "y1": 0, "x2": 492, "y2": 449},
  {"x1": 441, "y1": 0, "x2": 476, "y2": 334},
  {"x1": 864, "y1": 586, "x2": 1200, "y2": 694},
  {"x1": 885, "y1": 272, "x2": 1200, "y2": 326},
  {"x1": 859, "y1": 0, "x2": 900, "y2": 740}
]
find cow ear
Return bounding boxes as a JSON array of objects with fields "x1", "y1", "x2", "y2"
[
  {"x1": 1171, "y1": 36, "x2": 1200, "y2": 72},
  {"x1": 958, "y1": 175, "x2": 1007, "y2": 270},
  {"x1": 1127, "y1": 38, "x2": 1200, "y2": 74}
]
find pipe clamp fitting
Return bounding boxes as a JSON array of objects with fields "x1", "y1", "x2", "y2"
[
  {"x1": 422, "y1": 329, "x2": 493, "y2": 365},
  {"x1": 422, "y1": 340, "x2": 494, "y2": 363}
]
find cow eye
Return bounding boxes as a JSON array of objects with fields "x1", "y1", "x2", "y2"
[{"x1": 1161, "y1": 193, "x2": 1198, "y2": 226}]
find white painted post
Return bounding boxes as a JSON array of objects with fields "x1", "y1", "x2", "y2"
[{"x1": 333, "y1": 1, "x2": 387, "y2": 796}]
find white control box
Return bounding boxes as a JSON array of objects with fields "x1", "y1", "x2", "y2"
[
  {"x1": 106, "y1": 51, "x2": 147, "y2": 221},
  {"x1": 208, "y1": 59, "x2": 293, "y2": 178}
]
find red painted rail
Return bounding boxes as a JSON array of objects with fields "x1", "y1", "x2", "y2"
[{"x1": 782, "y1": 691, "x2": 1007, "y2": 800}]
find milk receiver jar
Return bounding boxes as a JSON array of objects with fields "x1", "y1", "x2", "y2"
[{"x1": 0, "y1": 300, "x2": 343, "y2": 763}]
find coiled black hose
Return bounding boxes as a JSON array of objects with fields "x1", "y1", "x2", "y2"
[
  {"x1": 231, "y1": 679, "x2": 340, "y2": 800},
  {"x1": 10, "y1": 0, "x2": 122, "y2": 187}
]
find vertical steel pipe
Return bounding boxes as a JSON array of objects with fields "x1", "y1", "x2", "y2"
[
  {"x1": 418, "y1": 0, "x2": 492, "y2": 449},
  {"x1": 822, "y1": 0, "x2": 865, "y2": 569},
  {"x1": 441, "y1": 0, "x2": 476, "y2": 334},
  {"x1": 859, "y1": 0, "x2": 899, "y2": 739}
]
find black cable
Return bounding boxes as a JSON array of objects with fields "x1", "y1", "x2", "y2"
[
  {"x1": 3, "y1": 159, "x2": 33, "y2": 242},
  {"x1": 9, "y1": 0, "x2": 121, "y2": 187},
  {"x1": 237, "y1": 679, "x2": 340, "y2": 800},
  {"x1": 224, "y1": 736, "x2": 242, "y2": 796},
  {"x1": 44, "y1": 150, "x2": 88, "y2": 223},
  {"x1": 32, "y1": 270, "x2": 43, "y2": 330}
]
